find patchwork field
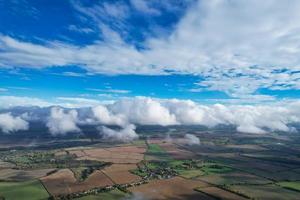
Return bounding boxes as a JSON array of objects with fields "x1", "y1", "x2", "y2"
[{"x1": 1, "y1": 130, "x2": 300, "y2": 199}]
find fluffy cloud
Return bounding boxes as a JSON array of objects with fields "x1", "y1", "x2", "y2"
[
  {"x1": 0, "y1": 112, "x2": 29, "y2": 133},
  {"x1": 184, "y1": 134, "x2": 200, "y2": 145},
  {"x1": 110, "y1": 97, "x2": 177, "y2": 126},
  {"x1": 92, "y1": 105, "x2": 126, "y2": 126},
  {"x1": 100, "y1": 124, "x2": 138, "y2": 142},
  {"x1": 2, "y1": 1, "x2": 300, "y2": 97},
  {"x1": 90, "y1": 97, "x2": 300, "y2": 134},
  {"x1": 46, "y1": 107, "x2": 80, "y2": 135},
  {"x1": 2, "y1": 97, "x2": 300, "y2": 135}
]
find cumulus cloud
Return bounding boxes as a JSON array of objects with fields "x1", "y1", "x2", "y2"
[
  {"x1": 92, "y1": 105, "x2": 127, "y2": 126},
  {"x1": 1, "y1": 97, "x2": 300, "y2": 135},
  {"x1": 184, "y1": 134, "x2": 200, "y2": 145},
  {"x1": 0, "y1": 112, "x2": 29, "y2": 133},
  {"x1": 110, "y1": 97, "x2": 177, "y2": 126},
  {"x1": 46, "y1": 107, "x2": 80, "y2": 135},
  {"x1": 90, "y1": 97, "x2": 300, "y2": 134},
  {"x1": 100, "y1": 124, "x2": 138, "y2": 142}
]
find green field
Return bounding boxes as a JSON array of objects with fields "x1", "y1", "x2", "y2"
[
  {"x1": 178, "y1": 169, "x2": 204, "y2": 178},
  {"x1": 146, "y1": 144, "x2": 171, "y2": 161},
  {"x1": 147, "y1": 144, "x2": 165, "y2": 154},
  {"x1": 0, "y1": 180, "x2": 49, "y2": 200},
  {"x1": 76, "y1": 189, "x2": 129, "y2": 200},
  {"x1": 200, "y1": 164, "x2": 233, "y2": 175},
  {"x1": 278, "y1": 181, "x2": 300, "y2": 192}
]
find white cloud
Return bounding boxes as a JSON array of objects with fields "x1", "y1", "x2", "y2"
[
  {"x1": 92, "y1": 105, "x2": 127, "y2": 126},
  {"x1": 0, "y1": 112, "x2": 29, "y2": 133},
  {"x1": 100, "y1": 124, "x2": 138, "y2": 142},
  {"x1": 68, "y1": 25, "x2": 94, "y2": 34},
  {"x1": 1, "y1": 96, "x2": 300, "y2": 135},
  {"x1": 130, "y1": 0, "x2": 161, "y2": 15},
  {"x1": 91, "y1": 97, "x2": 300, "y2": 134},
  {"x1": 0, "y1": 96, "x2": 107, "y2": 109},
  {"x1": 87, "y1": 88, "x2": 131, "y2": 94},
  {"x1": 184, "y1": 134, "x2": 200, "y2": 145},
  {"x1": 2, "y1": 1, "x2": 300, "y2": 97},
  {"x1": 0, "y1": 96, "x2": 51, "y2": 108},
  {"x1": 46, "y1": 107, "x2": 80, "y2": 135},
  {"x1": 55, "y1": 97, "x2": 102, "y2": 108},
  {"x1": 110, "y1": 97, "x2": 177, "y2": 126},
  {"x1": 73, "y1": 0, "x2": 129, "y2": 21}
]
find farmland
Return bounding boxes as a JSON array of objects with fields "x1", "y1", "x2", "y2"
[
  {"x1": 0, "y1": 128, "x2": 300, "y2": 199},
  {"x1": 0, "y1": 180, "x2": 49, "y2": 200}
]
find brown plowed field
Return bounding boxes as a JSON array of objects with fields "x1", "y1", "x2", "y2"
[
  {"x1": 102, "y1": 164, "x2": 141, "y2": 184},
  {"x1": 71, "y1": 146, "x2": 146, "y2": 164},
  {"x1": 128, "y1": 176, "x2": 214, "y2": 200},
  {"x1": 41, "y1": 169, "x2": 113, "y2": 196}
]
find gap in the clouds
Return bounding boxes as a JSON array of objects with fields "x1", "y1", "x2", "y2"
[
  {"x1": 258, "y1": 88, "x2": 300, "y2": 99},
  {"x1": 0, "y1": 67, "x2": 230, "y2": 102}
]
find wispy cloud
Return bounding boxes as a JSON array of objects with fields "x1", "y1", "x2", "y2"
[
  {"x1": 87, "y1": 88, "x2": 131, "y2": 94},
  {"x1": 130, "y1": 0, "x2": 161, "y2": 15},
  {"x1": 67, "y1": 25, "x2": 94, "y2": 34},
  {"x1": 0, "y1": 96, "x2": 51, "y2": 108}
]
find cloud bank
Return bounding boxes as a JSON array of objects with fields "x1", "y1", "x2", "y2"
[
  {"x1": 91, "y1": 97, "x2": 300, "y2": 134},
  {"x1": 1, "y1": 97, "x2": 300, "y2": 136},
  {"x1": 0, "y1": 112, "x2": 29, "y2": 133}
]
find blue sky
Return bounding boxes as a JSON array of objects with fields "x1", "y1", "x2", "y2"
[{"x1": 1, "y1": 0, "x2": 300, "y2": 106}]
